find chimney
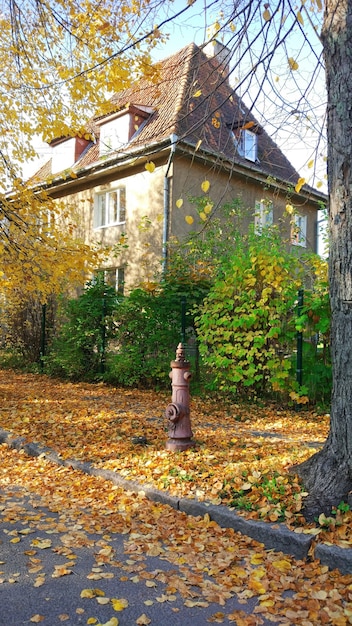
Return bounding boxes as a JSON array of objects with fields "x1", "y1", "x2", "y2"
[{"x1": 202, "y1": 40, "x2": 231, "y2": 81}]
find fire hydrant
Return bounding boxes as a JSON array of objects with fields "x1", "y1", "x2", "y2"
[{"x1": 165, "y1": 343, "x2": 194, "y2": 451}]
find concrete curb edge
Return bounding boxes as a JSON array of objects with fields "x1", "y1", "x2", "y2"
[{"x1": 0, "y1": 428, "x2": 350, "y2": 574}]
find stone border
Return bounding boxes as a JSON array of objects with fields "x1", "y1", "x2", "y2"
[{"x1": 0, "y1": 428, "x2": 351, "y2": 574}]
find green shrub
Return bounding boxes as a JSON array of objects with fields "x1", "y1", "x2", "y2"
[
  {"x1": 195, "y1": 228, "x2": 303, "y2": 398},
  {"x1": 104, "y1": 287, "x2": 184, "y2": 388},
  {"x1": 45, "y1": 276, "x2": 118, "y2": 380}
]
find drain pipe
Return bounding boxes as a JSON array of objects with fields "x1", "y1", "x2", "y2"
[{"x1": 162, "y1": 134, "x2": 178, "y2": 276}]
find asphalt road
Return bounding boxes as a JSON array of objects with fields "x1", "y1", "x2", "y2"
[{"x1": 0, "y1": 484, "x2": 271, "y2": 626}]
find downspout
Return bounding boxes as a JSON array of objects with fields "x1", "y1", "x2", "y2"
[{"x1": 162, "y1": 134, "x2": 178, "y2": 276}]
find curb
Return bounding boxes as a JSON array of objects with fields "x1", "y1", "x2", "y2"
[{"x1": 0, "y1": 428, "x2": 351, "y2": 574}]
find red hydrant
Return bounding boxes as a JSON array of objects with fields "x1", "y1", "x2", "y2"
[{"x1": 165, "y1": 343, "x2": 194, "y2": 451}]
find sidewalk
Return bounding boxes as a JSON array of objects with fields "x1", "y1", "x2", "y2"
[{"x1": 1, "y1": 425, "x2": 351, "y2": 576}]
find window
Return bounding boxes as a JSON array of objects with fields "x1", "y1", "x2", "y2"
[
  {"x1": 291, "y1": 214, "x2": 307, "y2": 247},
  {"x1": 236, "y1": 129, "x2": 257, "y2": 161},
  {"x1": 94, "y1": 187, "x2": 126, "y2": 228},
  {"x1": 104, "y1": 267, "x2": 125, "y2": 295},
  {"x1": 254, "y1": 200, "x2": 273, "y2": 233},
  {"x1": 98, "y1": 106, "x2": 153, "y2": 156}
]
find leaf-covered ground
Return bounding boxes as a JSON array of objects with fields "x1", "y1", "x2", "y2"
[
  {"x1": 1, "y1": 370, "x2": 352, "y2": 624},
  {"x1": 0, "y1": 369, "x2": 350, "y2": 548},
  {"x1": 1, "y1": 446, "x2": 352, "y2": 626}
]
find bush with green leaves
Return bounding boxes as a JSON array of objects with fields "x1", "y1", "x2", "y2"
[
  {"x1": 105, "y1": 285, "x2": 192, "y2": 388},
  {"x1": 46, "y1": 276, "x2": 118, "y2": 380},
  {"x1": 194, "y1": 227, "x2": 305, "y2": 398}
]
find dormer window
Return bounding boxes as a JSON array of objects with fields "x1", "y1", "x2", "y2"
[
  {"x1": 237, "y1": 129, "x2": 257, "y2": 162},
  {"x1": 96, "y1": 105, "x2": 153, "y2": 156},
  {"x1": 229, "y1": 120, "x2": 261, "y2": 163},
  {"x1": 50, "y1": 136, "x2": 91, "y2": 174}
]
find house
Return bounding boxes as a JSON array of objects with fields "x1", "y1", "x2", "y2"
[{"x1": 31, "y1": 41, "x2": 326, "y2": 293}]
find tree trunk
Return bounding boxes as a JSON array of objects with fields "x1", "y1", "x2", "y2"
[{"x1": 294, "y1": 0, "x2": 352, "y2": 520}]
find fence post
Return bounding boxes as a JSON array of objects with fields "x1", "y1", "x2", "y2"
[
  {"x1": 296, "y1": 289, "x2": 304, "y2": 388},
  {"x1": 181, "y1": 296, "x2": 186, "y2": 345},
  {"x1": 100, "y1": 289, "x2": 107, "y2": 374},
  {"x1": 40, "y1": 303, "x2": 46, "y2": 372}
]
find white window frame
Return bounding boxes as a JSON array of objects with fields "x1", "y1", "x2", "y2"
[
  {"x1": 104, "y1": 267, "x2": 125, "y2": 295},
  {"x1": 291, "y1": 214, "x2": 307, "y2": 247},
  {"x1": 237, "y1": 129, "x2": 257, "y2": 161},
  {"x1": 94, "y1": 187, "x2": 126, "y2": 229},
  {"x1": 254, "y1": 200, "x2": 273, "y2": 233}
]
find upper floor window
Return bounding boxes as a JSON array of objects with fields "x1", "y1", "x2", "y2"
[
  {"x1": 254, "y1": 200, "x2": 273, "y2": 233},
  {"x1": 291, "y1": 214, "x2": 307, "y2": 247},
  {"x1": 97, "y1": 105, "x2": 152, "y2": 157},
  {"x1": 94, "y1": 187, "x2": 126, "y2": 229},
  {"x1": 237, "y1": 129, "x2": 257, "y2": 161}
]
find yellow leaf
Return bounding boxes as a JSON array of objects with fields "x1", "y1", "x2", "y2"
[
  {"x1": 199, "y1": 212, "x2": 207, "y2": 221},
  {"x1": 249, "y1": 579, "x2": 266, "y2": 595},
  {"x1": 30, "y1": 616, "x2": 45, "y2": 623},
  {"x1": 136, "y1": 615, "x2": 151, "y2": 626},
  {"x1": 250, "y1": 553, "x2": 264, "y2": 565},
  {"x1": 317, "y1": 181, "x2": 323, "y2": 188},
  {"x1": 296, "y1": 11, "x2": 304, "y2": 25},
  {"x1": 10, "y1": 537, "x2": 21, "y2": 543},
  {"x1": 204, "y1": 203, "x2": 213, "y2": 214},
  {"x1": 31, "y1": 539, "x2": 52, "y2": 549},
  {"x1": 312, "y1": 589, "x2": 328, "y2": 600},
  {"x1": 176, "y1": 198, "x2": 183, "y2": 208},
  {"x1": 111, "y1": 598, "x2": 128, "y2": 611},
  {"x1": 185, "y1": 215, "x2": 194, "y2": 225},
  {"x1": 98, "y1": 619, "x2": 118, "y2": 626},
  {"x1": 288, "y1": 57, "x2": 299, "y2": 71},
  {"x1": 96, "y1": 598, "x2": 110, "y2": 605},
  {"x1": 80, "y1": 588, "x2": 105, "y2": 599},
  {"x1": 307, "y1": 159, "x2": 314, "y2": 169},
  {"x1": 193, "y1": 89, "x2": 202, "y2": 98},
  {"x1": 286, "y1": 204, "x2": 294, "y2": 215},
  {"x1": 272, "y1": 559, "x2": 292, "y2": 572},
  {"x1": 195, "y1": 139, "x2": 202, "y2": 151},
  {"x1": 295, "y1": 177, "x2": 306, "y2": 193},
  {"x1": 201, "y1": 180, "x2": 210, "y2": 193},
  {"x1": 87, "y1": 619, "x2": 98, "y2": 625},
  {"x1": 145, "y1": 161, "x2": 155, "y2": 173},
  {"x1": 263, "y1": 8, "x2": 271, "y2": 20}
]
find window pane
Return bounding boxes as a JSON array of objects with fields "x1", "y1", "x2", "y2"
[
  {"x1": 116, "y1": 267, "x2": 125, "y2": 295},
  {"x1": 254, "y1": 200, "x2": 273, "y2": 233},
  {"x1": 292, "y1": 215, "x2": 307, "y2": 246},
  {"x1": 244, "y1": 131, "x2": 257, "y2": 161},
  {"x1": 110, "y1": 191, "x2": 118, "y2": 223},
  {"x1": 119, "y1": 187, "x2": 126, "y2": 223},
  {"x1": 95, "y1": 194, "x2": 106, "y2": 227}
]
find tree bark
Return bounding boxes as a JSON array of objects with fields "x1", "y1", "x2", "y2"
[{"x1": 294, "y1": 0, "x2": 352, "y2": 520}]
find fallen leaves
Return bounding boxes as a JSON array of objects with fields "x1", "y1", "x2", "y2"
[
  {"x1": 0, "y1": 369, "x2": 336, "y2": 537},
  {"x1": 0, "y1": 370, "x2": 352, "y2": 625}
]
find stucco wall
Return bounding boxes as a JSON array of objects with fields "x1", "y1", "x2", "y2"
[{"x1": 53, "y1": 150, "x2": 320, "y2": 293}]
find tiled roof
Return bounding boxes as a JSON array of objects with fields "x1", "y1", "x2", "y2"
[{"x1": 35, "y1": 42, "x2": 304, "y2": 185}]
